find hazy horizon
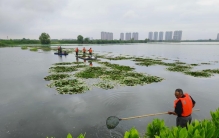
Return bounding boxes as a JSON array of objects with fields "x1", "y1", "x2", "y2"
[{"x1": 0, "y1": 0, "x2": 219, "y2": 40}]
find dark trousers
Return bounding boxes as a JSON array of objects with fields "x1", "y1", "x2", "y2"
[
  {"x1": 89, "y1": 52, "x2": 92, "y2": 56},
  {"x1": 76, "y1": 52, "x2": 78, "y2": 56},
  {"x1": 176, "y1": 115, "x2": 192, "y2": 128}
]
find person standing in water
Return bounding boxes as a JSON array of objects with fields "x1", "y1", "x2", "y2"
[
  {"x1": 75, "y1": 47, "x2": 79, "y2": 56},
  {"x1": 88, "y1": 48, "x2": 92, "y2": 56},
  {"x1": 82, "y1": 47, "x2": 86, "y2": 57}
]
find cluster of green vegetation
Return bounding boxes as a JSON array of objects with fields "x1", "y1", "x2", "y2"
[
  {"x1": 45, "y1": 59, "x2": 163, "y2": 94},
  {"x1": 48, "y1": 79, "x2": 89, "y2": 94},
  {"x1": 131, "y1": 57, "x2": 218, "y2": 78},
  {"x1": 44, "y1": 74, "x2": 70, "y2": 81},
  {"x1": 47, "y1": 108, "x2": 219, "y2": 138}
]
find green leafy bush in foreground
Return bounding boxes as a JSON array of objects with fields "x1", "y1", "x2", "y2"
[{"x1": 47, "y1": 108, "x2": 219, "y2": 138}]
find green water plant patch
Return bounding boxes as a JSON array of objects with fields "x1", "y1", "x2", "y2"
[
  {"x1": 75, "y1": 67, "x2": 107, "y2": 79},
  {"x1": 53, "y1": 62, "x2": 73, "y2": 65},
  {"x1": 166, "y1": 65, "x2": 193, "y2": 72},
  {"x1": 184, "y1": 71, "x2": 212, "y2": 77},
  {"x1": 203, "y1": 69, "x2": 219, "y2": 74},
  {"x1": 201, "y1": 62, "x2": 211, "y2": 65},
  {"x1": 21, "y1": 46, "x2": 28, "y2": 50},
  {"x1": 48, "y1": 79, "x2": 89, "y2": 94},
  {"x1": 44, "y1": 74, "x2": 70, "y2": 81},
  {"x1": 190, "y1": 64, "x2": 199, "y2": 66},
  {"x1": 97, "y1": 61, "x2": 134, "y2": 71},
  {"x1": 93, "y1": 81, "x2": 115, "y2": 89},
  {"x1": 49, "y1": 66, "x2": 78, "y2": 73},
  {"x1": 29, "y1": 47, "x2": 38, "y2": 51},
  {"x1": 106, "y1": 56, "x2": 135, "y2": 60}
]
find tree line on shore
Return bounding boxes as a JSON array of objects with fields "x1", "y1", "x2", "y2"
[{"x1": 0, "y1": 32, "x2": 148, "y2": 46}]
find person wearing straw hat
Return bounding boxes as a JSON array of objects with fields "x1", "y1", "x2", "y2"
[{"x1": 168, "y1": 88, "x2": 196, "y2": 128}]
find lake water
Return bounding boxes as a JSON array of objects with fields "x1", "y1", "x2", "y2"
[{"x1": 0, "y1": 42, "x2": 219, "y2": 138}]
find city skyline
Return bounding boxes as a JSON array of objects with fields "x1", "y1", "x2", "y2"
[{"x1": 0, "y1": 0, "x2": 218, "y2": 40}]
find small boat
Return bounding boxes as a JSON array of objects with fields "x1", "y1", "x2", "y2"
[
  {"x1": 76, "y1": 56, "x2": 97, "y2": 60},
  {"x1": 54, "y1": 52, "x2": 68, "y2": 55}
]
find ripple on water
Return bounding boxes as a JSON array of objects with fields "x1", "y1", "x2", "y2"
[{"x1": 102, "y1": 90, "x2": 135, "y2": 106}]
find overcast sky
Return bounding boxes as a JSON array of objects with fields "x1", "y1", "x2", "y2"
[{"x1": 0, "y1": 0, "x2": 219, "y2": 40}]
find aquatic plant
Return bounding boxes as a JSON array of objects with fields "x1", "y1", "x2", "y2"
[
  {"x1": 202, "y1": 69, "x2": 219, "y2": 74},
  {"x1": 166, "y1": 65, "x2": 192, "y2": 72},
  {"x1": 53, "y1": 62, "x2": 73, "y2": 65},
  {"x1": 190, "y1": 64, "x2": 199, "y2": 66},
  {"x1": 106, "y1": 56, "x2": 135, "y2": 60},
  {"x1": 49, "y1": 79, "x2": 89, "y2": 94},
  {"x1": 49, "y1": 66, "x2": 87, "y2": 73},
  {"x1": 201, "y1": 62, "x2": 210, "y2": 65},
  {"x1": 21, "y1": 46, "x2": 28, "y2": 50},
  {"x1": 44, "y1": 74, "x2": 70, "y2": 81},
  {"x1": 184, "y1": 71, "x2": 212, "y2": 77},
  {"x1": 93, "y1": 81, "x2": 115, "y2": 89},
  {"x1": 29, "y1": 47, "x2": 38, "y2": 51},
  {"x1": 97, "y1": 61, "x2": 135, "y2": 71},
  {"x1": 74, "y1": 67, "x2": 106, "y2": 79}
]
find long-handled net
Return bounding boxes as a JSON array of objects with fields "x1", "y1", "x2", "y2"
[{"x1": 106, "y1": 109, "x2": 200, "y2": 129}]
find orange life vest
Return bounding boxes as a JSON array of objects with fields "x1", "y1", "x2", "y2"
[
  {"x1": 174, "y1": 93, "x2": 193, "y2": 117},
  {"x1": 88, "y1": 49, "x2": 92, "y2": 53},
  {"x1": 83, "y1": 48, "x2": 86, "y2": 52},
  {"x1": 75, "y1": 48, "x2": 78, "y2": 52}
]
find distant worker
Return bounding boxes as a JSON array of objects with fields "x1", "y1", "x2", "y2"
[
  {"x1": 89, "y1": 61, "x2": 93, "y2": 67},
  {"x1": 75, "y1": 47, "x2": 79, "y2": 56},
  {"x1": 57, "y1": 46, "x2": 61, "y2": 54},
  {"x1": 88, "y1": 48, "x2": 92, "y2": 56},
  {"x1": 82, "y1": 47, "x2": 86, "y2": 56},
  {"x1": 58, "y1": 46, "x2": 62, "y2": 54},
  {"x1": 168, "y1": 88, "x2": 196, "y2": 128}
]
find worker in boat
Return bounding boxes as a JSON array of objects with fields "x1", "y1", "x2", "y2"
[
  {"x1": 82, "y1": 47, "x2": 86, "y2": 57},
  {"x1": 168, "y1": 88, "x2": 196, "y2": 128},
  {"x1": 88, "y1": 48, "x2": 92, "y2": 56},
  {"x1": 75, "y1": 47, "x2": 79, "y2": 56},
  {"x1": 57, "y1": 46, "x2": 61, "y2": 54}
]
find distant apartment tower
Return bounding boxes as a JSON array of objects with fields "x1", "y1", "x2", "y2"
[
  {"x1": 217, "y1": 33, "x2": 219, "y2": 40},
  {"x1": 125, "y1": 33, "x2": 131, "y2": 40},
  {"x1": 154, "y1": 32, "x2": 158, "y2": 40},
  {"x1": 101, "y1": 32, "x2": 113, "y2": 40},
  {"x1": 132, "y1": 32, "x2": 138, "y2": 40},
  {"x1": 159, "y1": 32, "x2": 163, "y2": 40},
  {"x1": 165, "y1": 31, "x2": 173, "y2": 40},
  {"x1": 148, "y1": 32, "x2": 153, "y2": 40},
  {"x1": 120, "y1": 33, "x2": 124, "y2": 40},
  {"x1": 173, "y1": 30, "x2": 182, "y2": 41}
]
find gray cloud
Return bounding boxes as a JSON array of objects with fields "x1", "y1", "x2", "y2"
[{"x1": 0, "y1": 0, "x2": 218, "y2": 40}]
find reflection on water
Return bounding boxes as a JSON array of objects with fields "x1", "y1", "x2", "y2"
[{"x1": 0, "y1": 43, "x2": 219, "y2": 138}]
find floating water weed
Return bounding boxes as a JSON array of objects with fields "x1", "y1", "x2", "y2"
[
  {"x1": 29, "y1": 47, "x2": 38, "y2": 51},
  {"x1": 21, "y1": 46, "x2": 28, "y2": 50},
  {"x1": 48, "y1": 79, "x2": 89, "y2": 94},
  {"x1": 184, "y1": 71, "x2": 212, "y2": 77},
  {"x1": 97, "y1": 61, "x2": 134, "y2": 71},
  {"x1": 53, "y1": 62, "x2": 73, "y2": 65},
  {"x1": 201, "y1": 63, "x2": 211, "y2": 65},
  {"x1": 190, "y1": 64, "x2": 199, "y2": 66},
  {"x1": 74, "y1": 67, "x2": 107, "y2": 78},
  {"x1": 106, "y1": 56, "x2": 135, "y2": 60},
  {"x1": 166, "y1": 65, "x2": 192, "y2": 72},
  {"x1": 49, "y1": 66, "x2": 78, "y2": 73},
  {"x1": 93, "y1": 81, "x2": 115, "y2": 89},
  {"x1": 44, "y1": 74, "x2": 70, "y2": 81},
  {"x1": 202, "y1": 69, "x2": 219, "y2": 74}
]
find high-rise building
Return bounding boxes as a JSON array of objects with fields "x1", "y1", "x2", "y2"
[
  {"x1": 154, "y1": 32, "x2": 158, "y2": 40},
  {"x1": 217, "y1": 33, "x2": 219, "y2": 40},
  {"x1": 101, "y1": 32, "x2": 113, "y2": 40},
  {"x1": 120, "y1": 33, "x2": 124, "y2": 40},
  {"x1": 159, "y1": 32, "x2": 163, "y2": 40},
  {"x1": 148, "y1": 32, "x2": 153, "y2": 40},
  {"x1": 132, "y1": 32, "x2": 139, "y2": 40},
  {"x1": 125, "y1": 33, "x2": 131, "y2": 40},
  {"x1": 173, "y1": 30, "x2": 182, "y2": 41},
  {"x1": 165, "y1": 31, "x2": 173, "y2": 40}
]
